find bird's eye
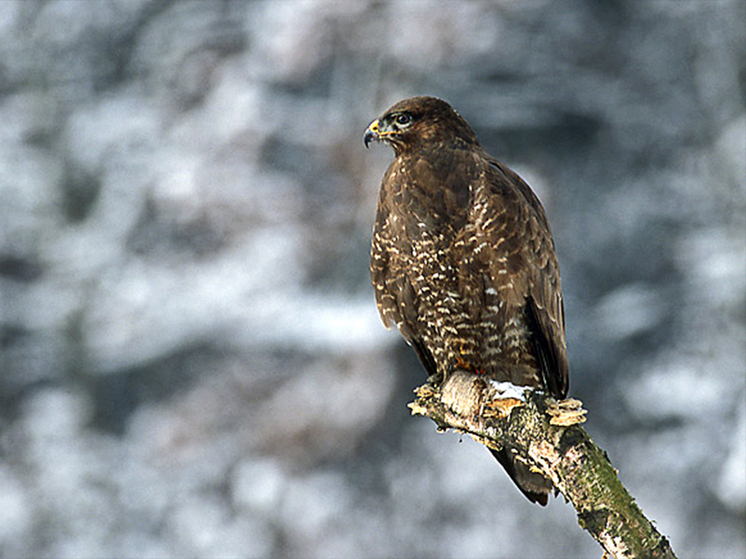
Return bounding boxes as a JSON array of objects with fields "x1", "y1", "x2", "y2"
[{"x1": 395, "y1": 113, "x2": 412, "y2": 126}]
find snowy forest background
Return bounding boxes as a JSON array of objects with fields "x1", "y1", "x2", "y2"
[{"x1": 0, "y1": 1, "x2": 744, "y2": 558}]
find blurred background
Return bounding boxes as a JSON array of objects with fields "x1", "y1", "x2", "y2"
[{"x1": 0, "y1": 1, "x2": 744, "y2": 557}]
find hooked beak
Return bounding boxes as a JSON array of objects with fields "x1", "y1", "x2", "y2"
[{"x1": 364, "y1": 119, "x2": 380, "y2": 148}]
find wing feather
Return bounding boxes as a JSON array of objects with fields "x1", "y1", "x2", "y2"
[
  {"x1": 482, "y1": 160, "x2": 569, "y2": 398},
  {"x1": 370, "y1": 167, "x2": 439, "y2": 380}
]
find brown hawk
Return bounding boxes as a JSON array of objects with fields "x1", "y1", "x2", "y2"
[{"x1": 364, "y1": 96, "x2": 569, "y2": 505}]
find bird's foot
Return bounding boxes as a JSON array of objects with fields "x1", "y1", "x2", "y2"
[
  {"x1": 453, "y1": 355, "x2": 476, "y2": 373},
  {"x1": 546, "y1": 397, "x2": 587, "y2": 426}
]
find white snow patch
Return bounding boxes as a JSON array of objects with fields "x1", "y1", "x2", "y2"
[
  {"x1": 715, "y1": 399, "x2": 746, "y2": 513},
  {"x1": 0, "y1": 466, "x2": 32, "y2": 541},
  {"x1": 232, "y1": 458, "x2": 285, "y2": 516},
  {"x1": 594, "y1": 283, "x2": 664, "y2": 340},
  {"x1": 488, "y1": 381, "x2": 530, "y2": 401},
  {"x1": 622, "y1": 364, "x2": 732, "y2": 421}
]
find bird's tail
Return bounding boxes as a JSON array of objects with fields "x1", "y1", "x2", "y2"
[{"x1": 489, "y1": 447, "x2": 553, "y2": 506}]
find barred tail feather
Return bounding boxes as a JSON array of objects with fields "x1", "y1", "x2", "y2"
[{"x1": 489, "y1": 447, "x2": 553, "y2": 506}]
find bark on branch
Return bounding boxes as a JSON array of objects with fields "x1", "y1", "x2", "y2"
[{"x1": 408, "y1": 370, "x2": 677, "y2": 559}]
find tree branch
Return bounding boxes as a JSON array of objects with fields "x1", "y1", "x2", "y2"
[{"x1": 408, "y1": 370, "x2": 677, "y2": 559}]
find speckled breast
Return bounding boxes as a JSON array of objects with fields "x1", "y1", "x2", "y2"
[{"x1": 404, "y1": 226, "x2": 542, "y2": 388}]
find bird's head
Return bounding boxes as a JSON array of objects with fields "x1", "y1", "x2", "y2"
[{"x1": 364, "y1": 96, "x2": 479, "y2": 156}]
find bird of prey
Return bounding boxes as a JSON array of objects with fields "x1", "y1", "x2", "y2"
[{"x1": 364, "y1": 96, "x2": 569, "y2": 505}]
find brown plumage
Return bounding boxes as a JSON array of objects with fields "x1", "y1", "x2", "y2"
[{"x1": 364, "y1": 96, "x2": 569, "y2": 505}]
